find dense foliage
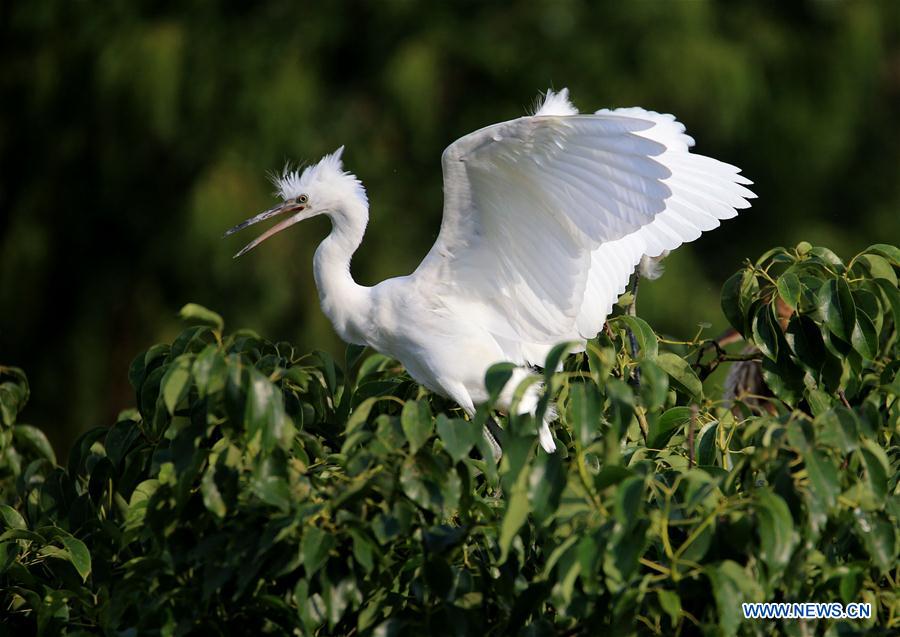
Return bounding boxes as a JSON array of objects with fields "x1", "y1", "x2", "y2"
[
  {"x1": 1, "y1": 243, "x2": 898, "y2": 635},
  {"x1": 4, "y1": 1, "x2": 900, "y2": 452}
]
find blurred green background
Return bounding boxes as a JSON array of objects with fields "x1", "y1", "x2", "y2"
[{"x1": 2, "y1": 1, "x2": 899, "y2": 456}]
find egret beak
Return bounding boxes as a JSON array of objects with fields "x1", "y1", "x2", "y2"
[{"x1": 224, "y1": 202, "x2": 310, "y2": 258}]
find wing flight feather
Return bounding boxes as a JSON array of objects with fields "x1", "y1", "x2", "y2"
[{"x1": 414, "y1": 89, "x2": 755, "y2": 364}]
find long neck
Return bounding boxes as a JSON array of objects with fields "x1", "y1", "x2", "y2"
[{"x1": 313, "y1": 198, "x2": 372, "y2": 345}]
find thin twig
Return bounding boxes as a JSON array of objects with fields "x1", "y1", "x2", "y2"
[
  {"x1": 688, "y1": 404, "x2": 697, "y2": 469},
  {"x1": 837, "y1": 389, "x2": 852, "y2": 410}
]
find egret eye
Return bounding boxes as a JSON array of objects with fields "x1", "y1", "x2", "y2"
[{"x1": 296, "y1": 194, "x2": 309, "y2": 205}]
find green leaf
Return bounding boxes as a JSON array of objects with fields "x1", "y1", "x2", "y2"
[
  {"x1": 708, "y1": 561, "x2": 762, "y2": 636},
  {"x1": 761, "y1": 351, "x2": 805, "y2": 405},
  {"x1": 529, "y1": 451, "x2": 564, "y2": 523},
  {"x1": 499, "y1": 478, "x2": 529, "y2": 564},
  {"x1": 302, "y1": 526, "x2": 335, "y2": 576},
  {"x1": 857, "y1": 253, "x2": 897, "y2": 286},
  {"x1": 542, "y1": 341, "x2": 576, "y2": 381},
  {"x1": 864, "y1": 243, "x2": 900, "y2": 266},
  {"x1": 59, "y1": 533, "x2": 92, "y2": 582},
  {"x1": 201, "y1": 468, "x2": 227, "y2": 518},
  {"x1": 346, "y1": 396, "x2": 379, "y2": 435},
  {"x1": 776, "y1": 272, "x2": 802, "y2": 310},
  {"x1": 400, "y1": 400, "x2": 432, "y2": 454},
  {"x1": 815, "y1": 407, "x2": 858, "y2": 453},
  {"x1": 350, "y1": 530, "x2": 375, "y2": 573},
  {"x1": 656, "y1": 352, "x2": 703, "y2": 401},
  {"x1": 850, "y1": 310, "x2": 879, "y2": 360},
  {"x1": 245, "y1": 367, "x2": 290, "y2": 452},
  {"x1": 858, "y1": 439, "x2": 889, "y2": 503},
  {"x1": 648, "y1": 406, "x2": 691, "y2": 449},
  {"x1": 817, "y1": 278, "x2": 856, "y2": 342},
  {"x1": 485, "y1": 362, "x2": 515, "y2": 403},
  {"x1": 751, "y1": 304, "x2": 779, "y2": 361},
  {"x1": 594, "y1": 465, "x2": 632, "y2": 491},
  {"x1": 614, "y1": 476, "x2": 644, "y2": 531},
  {"x1": 721, "y1": 270, "x2": 752, "y2": 335},
  {"x1": 638, "y1": 359, "x2": 668, "y2": 411},
  {"x1": 615, "y1": 315, "x2": 658, "y2": 360},
  {"x1": 755, "y1": 490, "x2": 797, "y2": 575},
  {"x1": 193, "y1": 345, "x2": 227, "y2": 397},
  {"x1": 873, "y1": 278, "x2": 900, "y2": 329},
  {"x1": 657, "y1": 589, "x2": 681, "y2": 624},
  {"x1": 810, "y1": 246, "x2": 845, "y2": 269},
  {"x1": 11, "y1": 424, "x2": 56, "y2": 465},
  {"x1": 853, "y1": 510, "x2": 897, "y2": 574},
  {"x1": 696, "y1": 421, "x2": 719, "y2": 466},
  {"x1": 436, "y1": 414, "x2": 480, "y2": 462},
  {"x1": 803, "y1": 449, "x2": 840, "y2": 509},
  {"x1": 569, "y1": 383, "x2": 601, "y2": 449},
  {"x1": 0, "y1": 505, "x2": 26, "y2": 530},
  {"x1": 250, "y1": 457, "x2": 291, "y2": 511},
  {"x1": 178, "y1": 303, "x2": 224, "y2": 331},
  {"x1": 161, "y1": 357, "x2": 192, "y2": 414},
  {"x1": 0, "y1": 367, "x2": 29, "y2": 426}
]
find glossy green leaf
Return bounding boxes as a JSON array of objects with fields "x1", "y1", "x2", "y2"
[
  {"x1": 803, "y1": 449, "x2": 839, "y2": 510},
  {"x1": 865, "y1": 243, "x2": 900, "y2": 266},
  {"x1": 751, "y1": 304, "x2": 779, "y2": 361},
  {"x1": 245, "y1": 367, "x2": 289, "y2": 452},
  {"x1": 638, "y1": 359, "x2": 668, "y2": 411},
  {"x1": 178, "y1": 303, "x2": 224, "y2": 331},
  {"x1": 853, "y1": 510, "x2": 897, "y2": 574},
  {"x1": 776, "y1": 271, "x2": 802, "y2": 310},
  {"x1": 436, "y1": 414, "x2": 479, "y2": 462},
  {"x1": 720, "y1": 271, "x2": 743, "y2": 333},
  {"x1": 656, "y1": 352, "x2": 703, "y2": 401},
  {"x1": 647, "y1": 406, "x2": 691, "y2": 449},
  {"x1": 400, "y1": 399, "x2": 432, "y2": 454},
  {"x1": 873, "y1": 278, "x2": 900, "y2": 328},
  {"x1": 161, "y1": 357, "x2": 192, "y2": 414},
  {"x1": 0, "y1": 505, "x2": 26, "y2": 530},
  {"x1": 858, "y1": 439, "x2": 889, "y2": 503},
  {"x1": 529, "y1": 451, "x2": 564, "y2": 523},
  {"x1": 696, "y1": 421, "x2": 719, "y2": 466},
  {"x1": 614, "y1": 476, "x2": 644, "y2": 531},
  {"x1": 817, "y1": 278, "x2": 856, "y2": 342},
  {"x1": 201, "y1": 468, "x2": 226, "y2": 518},
  {"x1": 568, "y1": 383, "x2": 601, "y2": 448},
  {"x1": 850, "y1": 310, "x2": 879, "y2": 359},
  {"x1": 59, "y1": 533, "x2": 92, "y2": 582},
  {"x1": 755, "y1": 490, "x2": 797, "y2": 574},
  {"x1": 11, "y1": 424, "x2": 56, "y2": 465},
  {"x1": 499, "y1": 478, "x2": 529, "y2": 564},
  {"x1": 302, "y1": 526, "x2": 335, "y2": 576},
  {"x1": 615, "y1": 315, "x2": 658, "y2": 360},
  {"x1": 657, "y1": 589, "x2": 681, "y2": 623},
  {"x1": 857, "y1": 253, "x2": 897, "y2": 286}
]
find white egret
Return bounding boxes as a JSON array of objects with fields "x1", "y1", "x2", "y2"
[{"x1": 226, "y1": 88, "x2": 755, "y2": 452}]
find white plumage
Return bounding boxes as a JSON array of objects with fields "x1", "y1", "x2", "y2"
[{"x1": 226, "y1": 88, "x2": 755, "y2": 452}]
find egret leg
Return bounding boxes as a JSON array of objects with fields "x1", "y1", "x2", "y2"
[
  {"x1": 444, "y1": 381, "x2": 502, "y2": 461},
  {"x1": 484, "y1": 417, "x2": 505, "y2": 458},
  {"x1": 500, "y1": 368, "x2": 557, "y2": 453}
]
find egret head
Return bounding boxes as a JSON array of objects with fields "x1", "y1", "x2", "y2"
[{"x1": 225, "y1": 146, "x2": 367, "y2": 257}]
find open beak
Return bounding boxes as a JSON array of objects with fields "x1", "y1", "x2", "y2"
[{"x1": 224, "y1": 202, "x2": 310, "y2": 258}]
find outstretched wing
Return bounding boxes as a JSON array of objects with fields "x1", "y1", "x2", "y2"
[{"x1": 414, "y1": 89, "x2": 754, "y2": 364}]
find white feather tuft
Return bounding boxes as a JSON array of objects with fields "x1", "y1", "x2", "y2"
[
  {"x1": 638, "y1": 252, "x2": 669, "y2": 280},
  {"x1": 532, "y1": 88, "x2": 579, "y2": 117},
  {"x1": 271, "y1": 145, "x2": 367, "y2": 206}
]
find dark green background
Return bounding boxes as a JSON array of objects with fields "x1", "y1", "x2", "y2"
[{"x1": 2, "y1": 1, "x2": 898, "y2": 454}]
